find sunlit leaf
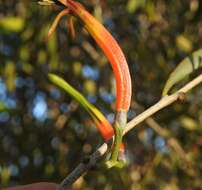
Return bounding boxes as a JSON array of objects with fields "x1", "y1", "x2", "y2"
[
  {"x1": 37, "y1": 50, "x2": 47, "y2": 65},
  {"x1": 72, "y1": 62, "x2": 82, "y2": 76},
  {"x1": 44, "y1": 163, "x2": 55, "y2": 176},
  {"x1": 180, "y1": 116, "x2": 198, "y2": 131},
  {"x1": 20, "y1": 47, "x2": 30, "y2": 61},
  {"x1": 0, "y1": 102, "x2": 7, "y2": 112},
  {"x1": 176, "y1": 35, "x2": 192, "y2": 53},
  {"x1": 0, "y1": 166, "x2": 10, "y2": 187},
  {"x1": 126, "y1": 0, "x2": 145, "y2": 13},
  {"x1": 4, "y1": 61, "x2": 16, "y2": 92},
  {"x1": 84, "y1": 80, "x2": 96, "y2": 95},
  {"x1": 0, "y1": 17, "x2": 25, "y2": 33},
  {"x1": 162, "y1": 49, "x2": 202, "y2": 96}
]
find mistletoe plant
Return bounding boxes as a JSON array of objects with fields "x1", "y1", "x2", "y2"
[
  {"x1": 39, "y1": 0, "x2": 132, "y2": 168},
  {"x1": 38, "y1": 1, "x2": 202, "y2": 189}
]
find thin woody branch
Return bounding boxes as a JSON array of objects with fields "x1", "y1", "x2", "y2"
[
  {"x1": 57, "y1": 74, "x2": 202, "y2": 190},
  {"x1": 124, "y1": 74, "x2": 202, "y2": 134},
  {"x1": 57, "y1": 143, "x2": 108, "y2": 190}
]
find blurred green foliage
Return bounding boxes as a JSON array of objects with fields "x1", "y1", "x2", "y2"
[{"x1": 0, "y1": 0, "x2": 202, "y2": 189}]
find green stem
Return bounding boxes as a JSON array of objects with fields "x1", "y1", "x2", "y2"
[
  {"x1": 106, "y1": 111, "x2": 127, "y2": 168},
  {"x1": 111, "y1": 122, "x2": 123, "y2": 161}
]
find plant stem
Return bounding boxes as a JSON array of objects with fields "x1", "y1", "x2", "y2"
[
  {"x1": 106, "y1": 111, "x2": 127, "y2": 168},
  {"x1": 56, "y1": 74, "x2": 202, "y2": 190}
]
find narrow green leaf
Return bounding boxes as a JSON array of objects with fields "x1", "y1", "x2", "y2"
[
  {"x1": 49, "y1": 73, "x2": 91, "y2": 110},
  {"x1": 162, "y1": 49, "x2": 202, "y2": 96},
  {"x1": 48, "y1": 73, "x2": 103, "y2": 122}
]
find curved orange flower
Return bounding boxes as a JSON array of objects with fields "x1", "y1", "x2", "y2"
[
  {"x1": 46, "y1": 0, "x2": 132, "y2": 112},
  {"x1": 40, "y1": 0, "x2": 131, "y2": 167}
]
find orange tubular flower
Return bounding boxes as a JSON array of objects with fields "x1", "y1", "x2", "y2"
[
  {"x1": 50, "y1": 0, "x2": 132, "y2": 112},
  {"x1": 41, "y1": 0, "x2": 131, "y2": 167}
]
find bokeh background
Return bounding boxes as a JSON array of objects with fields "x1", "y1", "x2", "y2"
[{"x1": 0, "y1": 0, "x2": 202, "y2": 189}]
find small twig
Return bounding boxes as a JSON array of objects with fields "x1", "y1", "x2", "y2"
[
  {"x1": 57, "y1": 143, "x2": 108, "y2": 190},
  {"x1": 57, "y1": 74, "x2": 202, "y2": 190}
]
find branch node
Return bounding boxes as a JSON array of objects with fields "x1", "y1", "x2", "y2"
[{"x1": 177, "y1": 92, "x2": 186, "y2": 102}]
